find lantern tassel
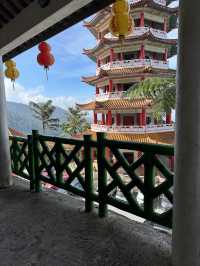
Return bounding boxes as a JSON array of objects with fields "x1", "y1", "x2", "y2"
[
  {"x1": 45, "y1": 67, "x2": 48, "y2": 81},
  {"x1": 12, "y1": 80, "x2": 15, "y2": 90}
]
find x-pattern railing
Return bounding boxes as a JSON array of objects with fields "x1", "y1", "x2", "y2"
[{"x1": 9, "y1": 131, "x2": 174, "y2": 228}]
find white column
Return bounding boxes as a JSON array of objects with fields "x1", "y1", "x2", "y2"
[
  {"x1": 0, "y1": 57, "x2": 12, "y2": 187},
  {"x1": 173, "y1": 1, "x2": 200, "y2": 265}
]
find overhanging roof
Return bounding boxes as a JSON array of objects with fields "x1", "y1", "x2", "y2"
[{"x1": 0, "y1": 0, "x2": 114, "y2": 61}]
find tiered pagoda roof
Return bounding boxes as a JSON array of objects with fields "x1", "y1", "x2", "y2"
[
  {"x1": 77, "y1": 98, "x2": 153, "y2": 111},
  {"x1": 83, "y1": 30, "x2": 177, "y2": 60},
  {"x1": 82, "y1": 67, "x2": 176, "y2": 86}
]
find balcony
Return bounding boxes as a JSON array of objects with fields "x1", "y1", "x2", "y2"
[
  {"x1": 6, "y1": 130, "x2": 174, "y2": 264},
  {"x1": 105, "y1": 27, "x2": 167, "y2": 39},
  {"x1": 96, "y1": 59, "x2": 169, "y2": 75},
  {"x1": 91, "y1": 123, "x2": 175, "y2": 134},
  {"x1": 95, "y1": 91, "x2": 127, "y2": 101},
  {"x1": 129, "y1": 0, "x2": 166, "y2": 6}
]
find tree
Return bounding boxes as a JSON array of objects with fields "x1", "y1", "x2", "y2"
[
  {"x1": 29, "y1": 100, "x2": 59, "y2": 133},
  {"x1": 125, "y1": 77, "x2": 176, "y2": 120},
  {"x1": 62, "y1": 106, "x2": 90, "y2": 136}
]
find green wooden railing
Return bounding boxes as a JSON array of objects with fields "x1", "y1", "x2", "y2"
[{"x1": 9, "y1": 130, "x2": 174, "y2": 228}]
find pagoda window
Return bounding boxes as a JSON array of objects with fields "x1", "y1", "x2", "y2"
[
  {"x1": 123, "y1": 83, "x2": 132, "y2": 92},
  {"x1": 123, "y1": 52, "x2": 137, "y2": 60},
  {"x1": 146, "y1": 117, "x2": 152, "y2": 125},
  {"x1": 123, "y1": 116, "x2": 134, "y2": 126},
  {"x1": 144, "y1": 19, "x2": 163, "y2": 31},
  {"x1": 134, "y1": 18, "x2": 141, "y2": 27}
]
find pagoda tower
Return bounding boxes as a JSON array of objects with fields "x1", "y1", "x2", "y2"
[{"x1": 77, "y1": 0, "x2": 178, "y2": 155}]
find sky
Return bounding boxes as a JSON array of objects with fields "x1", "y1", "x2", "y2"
[{"x1": 5, "y1": 10, "x2": 178, "y2": 110}]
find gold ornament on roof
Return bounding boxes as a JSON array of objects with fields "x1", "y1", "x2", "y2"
[{"x1": 109, "y1": 0, "x2": 134, "y2": 42}]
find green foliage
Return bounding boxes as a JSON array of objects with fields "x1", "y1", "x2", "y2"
[
  {"x1": 62, "y1": 106, "x2": 90, "y2": 136},
  {"x1": 29, "y1": 100, "x2": 59, "y2": 133},
  {"x1": 125, "y1": 77, "x2": 176, "y2": 115}
]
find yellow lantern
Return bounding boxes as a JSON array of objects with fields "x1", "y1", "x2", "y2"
[
  {"x1": 4, "y1": 59, "x2": 20, "y2": 88},
  {"x1": 110, "y1": 0, "x2": 134, "y2": 42}
]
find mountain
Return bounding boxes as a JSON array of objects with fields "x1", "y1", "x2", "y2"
[{"x1": 6, "y1": 101, "x2": 67, "y2": 136}]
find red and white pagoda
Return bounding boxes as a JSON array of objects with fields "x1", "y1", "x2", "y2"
[{"x1": 77, "y1": 0, "x2": 178, "y2": 148}]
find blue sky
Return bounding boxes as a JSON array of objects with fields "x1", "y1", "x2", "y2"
[{"x1": 5, "y1": 18, "x2": 178, "y2": 110}]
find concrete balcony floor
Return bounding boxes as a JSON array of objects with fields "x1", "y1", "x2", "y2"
[{"x1": 0, "y1": 178, "x2": 171, "y2": 266}]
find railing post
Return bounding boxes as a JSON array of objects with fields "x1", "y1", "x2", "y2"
[
  {"x1": 55, "y1": 142, "x2": 62, "y2": 185},
  {"x1": 13, "y1": 138, "x2": 19, "y2": 174},
  {"x1": 32, "y1": 130, "x2": 41, "y2": 192},
  {"x1": 97, "y1": 132, "x2": 108, "y2": 217},
  {"x1": 84, "y1": 135, "x2": 94, "y2": 213},
  {"x1": 144, "y1": 152, "x2": 155, "y2": 219},
  {"x1": 28, "y1": 134, "x2": 35, "y2": 191}
]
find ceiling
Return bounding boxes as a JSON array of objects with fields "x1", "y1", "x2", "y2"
[{"x1": 0, "y1": 0, "x2": 34, "y2": 29}]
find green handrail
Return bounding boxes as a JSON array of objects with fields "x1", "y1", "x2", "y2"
[{"x1": 9, "y1": 130, "x2": 174, "y2": 228}]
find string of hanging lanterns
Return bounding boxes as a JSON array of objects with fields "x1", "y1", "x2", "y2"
[
  {"x1": 37, "y1": 41, "x2": 55, "y2": 79},
  {"x1": 4, "y1": 1, "x2": 131, "y2": 86},
  {"x1": 110, "y1": 0, "x2": 134, "y2": 42}
]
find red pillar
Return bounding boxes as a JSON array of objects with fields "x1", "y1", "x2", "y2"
[
  {"x1": 107, "y1": 111, "x2": 112, "y2": 126},
  {"x1": 94, "y1": 112, "x2": 97, "y2": 124},
  {"x1": 166, "y1": 112, "x2": 172, "y2": 124},
  {"x1": 164, "y1": 17, "x2": 167, "y2": 32},
  {"x1": 139, "y1": 45, "x2": 145, "y2": 59},
  {"x1": 109, "y1": 80, "x2": 113, "y2": 93},
  {"x1": 137, "y1": 113, "x2": 141, "y2": 126},
  {"x1": 96, "y1": 87, "x2": 99, "y2": 95},
  {"x1": 141, "y1": 109, "x2": 146, "y2": 126},
  {"x1": 110, "y1": 48, "x2": 114, "y2": 62},
  {"x1": 140, "y1": 12, "x2": 145, "y2": 27},
  {"x1": 164, "y1": 48, "x2": 168, "y2": 62},
  {"x1": 116, "y1": 113, "x2": 121, "y2": 126},
  {"x1": 97, "y1": 58, "x2": 101, "y2": 67},
  {"x1": 102, "y1": 113, "x2": 105, "y2": 125}
]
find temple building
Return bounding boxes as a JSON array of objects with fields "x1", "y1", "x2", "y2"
[{"x1": 77, "y1": 0, "x2": 178, "y2": 161}]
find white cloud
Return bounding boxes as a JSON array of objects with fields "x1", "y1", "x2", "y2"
[{"x1": 5, "y1": 79, "x2": 75, "y2": 109}]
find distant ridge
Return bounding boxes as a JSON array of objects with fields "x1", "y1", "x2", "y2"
[{"x1": 6, "y1": 101, "x2": 67, "y2": 136}]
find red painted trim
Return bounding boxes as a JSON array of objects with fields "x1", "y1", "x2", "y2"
[
  {"x1": 164, "y1": 17, "x2": 167, "y2": 32},
  {"x1": 96, "y1": 87, "x2": 99, "y2": 94},
  {"x1": 166, "y1": 112, "x2": 172, "y2": 124},
  {"x1": 110, "y1": 48, "x2": 115, "y2": 62},
  {"x1": 140, "y1": 12, "x2": 145, "y2": 27},
  {"x1": 139, "y1": 45, "x2": 145, "y2": 59},
  {"x1": 94, "y1": 112, "x2": 97, "y2": 124},
  {"x1": 109, "y1": 80, "x2": 113, "y2": 92},
  {"x1": 116, "y1": 113, "x2": 121, "y2": 126},
  {"x1": 102, "y1": 113, "x2": 105, "y2": 125},
  {"x1": 141, "y1": 109, "x2": 146, "y2": 126},
  {"x1": 164, "y1": 48, "x2": 168, "y2": 62},
  {"x1": 107, "y1": 111, "x2": 112, "y2": 126}
]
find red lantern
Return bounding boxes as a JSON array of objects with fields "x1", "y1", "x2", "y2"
[{"x1": 37, "y1": 41, "x2": 55, "y2": 79}]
